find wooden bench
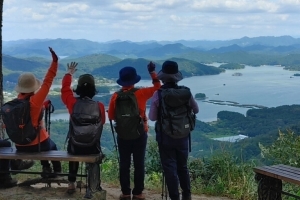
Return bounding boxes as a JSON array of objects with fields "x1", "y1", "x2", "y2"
[
  {"x1": 253, "y1": 164, "x2": 300, "y2": 200},
  {"x1": 0, "y1": 147, "x2": 105, "y2": 199}
]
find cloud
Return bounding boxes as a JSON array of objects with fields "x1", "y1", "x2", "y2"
[{"x1": 3, "y1": 0, "x2": 300, "y2": 41}]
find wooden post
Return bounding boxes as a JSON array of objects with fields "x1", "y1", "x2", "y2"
[
  {"x1": 255, "y1": 173, "x2": 282, "y2": 200},
  {"x1": 0, "y1": 0, "x2": 4, "y2": 140}
]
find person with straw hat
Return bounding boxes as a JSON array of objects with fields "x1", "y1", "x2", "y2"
[{"x1": 11, "y1": 47, "x2": 62, "y2": 178}]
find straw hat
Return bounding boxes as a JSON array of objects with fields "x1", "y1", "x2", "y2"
[{"x1": 14, "y1": 73, "x2": 41, "y2": 93}]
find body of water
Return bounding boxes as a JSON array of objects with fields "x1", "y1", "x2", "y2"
[{"x1": 51, "y1": 65, "x2": 300, "y2": 123}]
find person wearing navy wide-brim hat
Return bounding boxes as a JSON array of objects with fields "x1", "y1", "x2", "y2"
[
  {"x1": 108, "y1": 63, "x2": 161, "y2": 200},
  {"x1": 116, "y1": 66, "x2": 141, "y2": 86}
]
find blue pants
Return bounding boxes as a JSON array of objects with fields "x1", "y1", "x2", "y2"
[
  {"x1": 0, "y1": 140, "x2": 11, "y2": 173},
  {"x1": 67, "y1": 140, "x2": 101, "y2": 182},
  {"x1": 16, "y1": 138, "x2": 61, "y2": 172},
  {"x1": 158, "y1": 143, "x2": 191, "y2": 200},
  {"x1": 117, "y1": 133, "x2": 147, "y2": 195}
]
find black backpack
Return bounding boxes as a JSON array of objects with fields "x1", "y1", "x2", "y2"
[
  {"x1": 69, "y1": 97, "x2": 103, "y2": 147},
  {"x1": 114, "y1": 88, "x2": 144, "y2": 140},
  {"x1": 1, "y1": 97, "x2": 42, "y2": 145},
  {"x1": 156, "y1": 86, "x2": 196, "y2": 139}
]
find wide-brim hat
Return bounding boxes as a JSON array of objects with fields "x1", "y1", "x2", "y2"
[
  {"x1": 117, "y1": 66, "x2": 141, "y2": 86},
  {"x1": 14, "y1": 72, "x2": 42, "y2": 93},
  {"x1": 157, "y1": 60, "x2": 183, "y2": 82}
]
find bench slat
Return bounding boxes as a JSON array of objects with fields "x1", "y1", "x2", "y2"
[
  {"x1": 0, "y1": 147, "x2": 101, "y2": 163},
  {"x1": 276, "y1": 164, "x2": 300, "y2": 174},
  {"x1": 254, "y1": 164, "x2": 300, "y2": 185},
  {"x1": 271, "y1": 165, "x2": 300, "y2": 178}
]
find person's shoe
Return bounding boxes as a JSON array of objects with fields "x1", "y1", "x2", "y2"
[
  {"x1": 67, "y1": 182, "x2": 76, "y2": 194},
  {"x1": 11, "y1": 160, "x2": 34, "y2": 171},
  {"x1": 0, "y1": 175, "x2": 17, "y2": 188},
  {"x1": 132, "y1": 193, "x2": 145, "y2": 200},
  {"x1": 182, "y1": 194, "x2": 192, "y2": 200},
  {"x1": 119, "y1": 194, "x2": 131, "y2": 200}
]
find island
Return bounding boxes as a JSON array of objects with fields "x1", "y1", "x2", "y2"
[
  {"x1": 195, "y1": 93, "x2": 206, "y2": 100},
  {"x1": 232, "y1": 72, "x2": 243, "y2": 76},
  {"x1": 219, "y1": 63, "x2": 245, "y2": 70}
]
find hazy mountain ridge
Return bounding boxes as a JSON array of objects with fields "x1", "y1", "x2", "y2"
[{"x1": 4, "y1": 36, "x2": 300, "y2": 59}]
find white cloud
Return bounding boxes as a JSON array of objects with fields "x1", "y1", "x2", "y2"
[{"x1": 3, "y1": 0, "x2": 300, "y2": 41}]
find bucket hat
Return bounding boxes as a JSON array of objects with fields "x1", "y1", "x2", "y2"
[
  {"x1": 14, "y1": 73, "x2": 41, "y2": 93},
  {"x1": 78, "y1": 74, "x2": 95, "y2": 87},
  {"x1": 117, "y1": 66, "x2": 141, "y2": 86},
  {"x1": 157, "y1": 61, "x2": 183, "y2": 82}
]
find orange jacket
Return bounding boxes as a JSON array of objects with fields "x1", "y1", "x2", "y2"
[
  {"x1": 108, "y1": 72, "x2": 161, "y2": 132},
  {"x1": 15, "y1": 61, "x2": 58, "y2": 146},
  {"x1": 61, "y1": 74, "x2": 106, "y2": 124}
]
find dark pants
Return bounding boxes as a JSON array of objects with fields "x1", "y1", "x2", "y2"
[
  {"x1": 158, "y1": 143, "x2": 191, "y2": 200},
  {"x1": 0, "y1": 140, "x2": 11, "y2": 175},
  {"x1": 16, "y1": 138, "x2": 61, "y2": 172},
  {"x1": 67, "y1": 140, "x2": 101, "y2": 182},
  {"x1": 117, "y1": 133, "x2": 147, "y2": 195}
]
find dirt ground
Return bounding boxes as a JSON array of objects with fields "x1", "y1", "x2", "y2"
[{"x1": 0, "y1": 181, "x2": 233, "y2": 200}]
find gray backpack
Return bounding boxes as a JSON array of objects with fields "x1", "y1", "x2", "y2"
[
  {"x1": 156, "y1": 86, "x2": 196, "y2": 139},
  {"x1": 69, "y1": 97, "x2": 103, "y2": 147}
]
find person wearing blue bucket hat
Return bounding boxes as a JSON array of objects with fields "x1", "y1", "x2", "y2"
[
  {"x1": 116, "y1": 66, "x2": 141, "y2": 86},
  {"x1": 108, "y1": 62, "x2": 161, "y2": 200}
]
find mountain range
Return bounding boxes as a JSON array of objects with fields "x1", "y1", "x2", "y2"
[
  {"x1": 3, "y1": 35, "x2": 300, "y2": 84},
  {"x1": 4, "y1": 35, "x2": 300, "y2": 59}
]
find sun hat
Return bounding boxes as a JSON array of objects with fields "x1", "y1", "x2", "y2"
[
  {"x1": 78, "y1": 74, "x2": 95, "y2": 87},
  {"x1": 117, "y1": 66, "x2": 141, "y2": 86},
  {"x1": 157, "y1": 60, "x2": 183, "y2": 82},
  {"x1": 14, "y1": 73, "x2": 42, "y2": 93}
]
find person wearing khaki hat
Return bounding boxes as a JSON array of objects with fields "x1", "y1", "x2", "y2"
[
  {"x1": 9, "y1": 47, "x2": 62, "y2": 179},
  {"x1": 61, "y1": 62, "x2": 106, "y2": 194}
]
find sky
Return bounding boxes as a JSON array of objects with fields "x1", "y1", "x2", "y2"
[{"x1": 3, "y1": 0, "x2": 300, "y2": 42}]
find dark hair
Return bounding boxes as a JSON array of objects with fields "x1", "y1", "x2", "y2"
[{"x1": 73, "y1": 83, "x2": 97, "y2": 98}]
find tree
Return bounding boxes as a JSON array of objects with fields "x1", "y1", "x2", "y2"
[{"x1": 0, "y1": 0, "x2": 4, "y2": 139}]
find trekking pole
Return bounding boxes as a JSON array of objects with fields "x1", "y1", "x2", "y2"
[
  {"x1": 189, "y1": 134, "x2": 192, "y2": 153},
  {"x1": 109, "y1": 118, "x2": 120, "y2": 164},
  {"x1": 48, "y1": 101, "x2": 55, "y2": 135},
  {"x1": 161, "y1": 171, "x2": 165, "y2": 200},
  {"x1": 162, "y1": 171, "x2": 168, "y2": 200},
  {"x1": 43, "y1": 100, "x2": 55, "y2": 135}
]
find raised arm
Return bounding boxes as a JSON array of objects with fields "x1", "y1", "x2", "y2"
[
  {"x1": 31, "y1": 47, "x2": 58, "y2": 108},
  {"x1": 61, "y1": 62, "x2": 78, "y2": 114}
]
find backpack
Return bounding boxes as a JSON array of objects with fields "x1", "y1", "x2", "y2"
[
  {"x1": 114, "y1": 88, "x2": 144, "y2": 140},
  {"x1": 69, "y1": 97, "x2": 103, "y2": 147},
  {"x1": 1, "y1": 97, "x2": 42, "y2": 145},
  {"x1": 156, "y1": 86, "x2": 196, "y2": 139}
]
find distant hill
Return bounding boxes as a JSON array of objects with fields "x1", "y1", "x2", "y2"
[
  {"x1": 60, "y1": 54, "x2": 122, "y2": 73},
  {"x1": 3, "y1": 36, "x2": 300, "y2": 78},
  {"x1": 2, "y1": 54, "x2": 223, "y2": 83},
  {"x1": 136, "y1": 43, "x2": 198, "y2": 58},
  {"x1": 4, "y1": 36, "x2": 300, "y2": 59},
  {"x1": 92, "y1": 58, "x2": 224, "y2": 79}
]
